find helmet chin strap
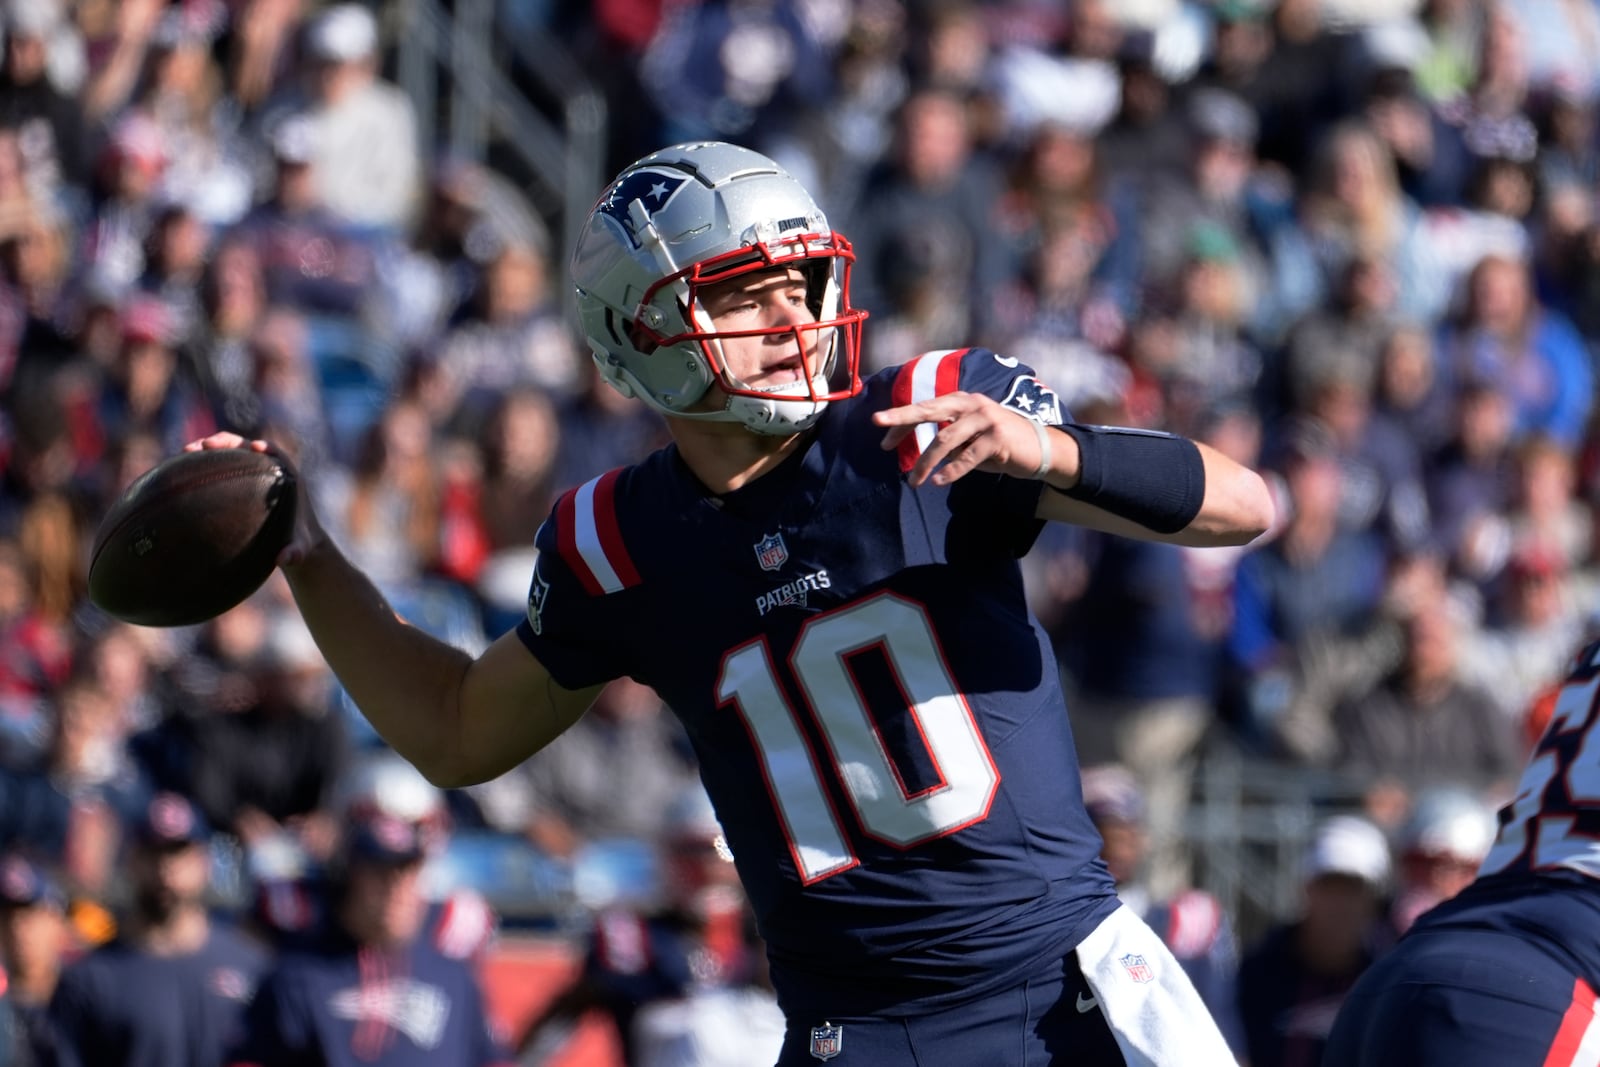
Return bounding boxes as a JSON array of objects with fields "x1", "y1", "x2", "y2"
[{"x1": 723, "y1": 375, "x2": 832, "y2": 435}]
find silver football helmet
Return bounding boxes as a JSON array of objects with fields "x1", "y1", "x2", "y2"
[{"x1": 572, "y1": 141, "x2": 867, "y2": 434}]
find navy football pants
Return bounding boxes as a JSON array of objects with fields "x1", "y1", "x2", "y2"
[
  {"x1": 774, "y1": 950, "x2": 1126, "y2": 1067},
  {"x1": 1323, "y1": 927, "x2": 1600, "y2": 1067}
]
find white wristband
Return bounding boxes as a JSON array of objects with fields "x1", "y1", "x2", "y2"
[{"x1": 1029, "y1": 418, "x2": 1052, "y2": 480}]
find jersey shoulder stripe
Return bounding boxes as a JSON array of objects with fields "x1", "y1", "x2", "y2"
[
  {"x1": 554, "y1": 468, "x2": 641, "y2": 595},
  {"x1": 890, "y1": 347, "x2": 971, "y2": 473}
]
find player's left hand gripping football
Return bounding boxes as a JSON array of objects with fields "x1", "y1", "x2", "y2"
[
  {"x1": 874, "y1": 392, "x2": 1054, "y2": 488},
  {"x1": 184, "y1": 432, "x2": 327, "y2": 568}
]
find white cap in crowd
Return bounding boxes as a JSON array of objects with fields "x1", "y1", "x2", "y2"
[
  {"x1": 306, "y1": 3, "x2": 377, "y2": 63},
  {"x1": 1303, "y1": 814, "x2": 1392, "y2": 891}
]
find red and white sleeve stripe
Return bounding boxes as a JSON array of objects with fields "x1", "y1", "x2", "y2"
[
  {"x1": 553, "y1": 469, "x2": 641, "y2": 595},
  {"x1": 1544, "y1": 977, "x2": 1600, "y2": 1067},
  {"x1": 889, "y1": 348, "x2": 971, "y2": 473}
]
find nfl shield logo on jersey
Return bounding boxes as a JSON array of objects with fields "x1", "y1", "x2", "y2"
[
  {"x1": 809, "y1": 1022, "x2": 843, "y2": 1061},
  {"x1": 754, "y1": 532, "x2": 789, "y2": 572},
  {"x1": 1119, "y1": 952, "x2": 1155, "y2": 984}
]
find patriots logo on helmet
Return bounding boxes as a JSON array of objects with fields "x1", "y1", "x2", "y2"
[
  {"x1": 595, "y1": 168, "x2": 689, "y2": 249},
  {"x1": 1000, "y1": 375, "x2": 1064, "y2": 426}
]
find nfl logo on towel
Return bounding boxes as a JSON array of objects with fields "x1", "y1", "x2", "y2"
[
  {"x1": 754, "y1": 532, "x2": 788, "y2": 572},
  {"x1": 1119, "y1": 952, "x2": 1154, "y2": 984},
  {"x1": 809, "y1": 1022, "x2": 843, "y2": 1061}
]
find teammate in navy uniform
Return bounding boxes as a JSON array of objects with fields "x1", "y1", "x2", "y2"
[
  {"x1": 48, "y1": 792, "x2": 269, "y2": 1067},
  {"x1": 1324, "y1": 635, "x2": 1600, "y2": 1066},
  {"x1": 229, "y1": 754, "x2": 512, "y2": 1067},
  {"x1": 190, "y1": 141, "x2": 1274, "y2": 1065}
]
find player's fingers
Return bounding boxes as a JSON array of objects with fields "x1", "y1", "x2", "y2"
[
  {"x1": 929, "y1": 416, "x2": 1004, "y2": 486},
  {"x1": 879, "y1": 423, "x2": 917, "y2": 450},
  {"x1": 909, "y1": 412, "x2": 991, "y2": 486},
  {"x1": 184, "y1": 433, "x2": 269, "y2": 453},
  {"x1": 872, "y1": 392, "x2": 982, "y2": 427}
]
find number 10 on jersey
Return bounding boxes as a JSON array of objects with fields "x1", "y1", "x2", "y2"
[{"x1": 717, "y1": 593, "x2": 1000, "y2": 883}]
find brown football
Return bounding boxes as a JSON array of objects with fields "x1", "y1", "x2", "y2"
[{"x1": 88, "y1": 448, "x2": 297, "y2": 627}]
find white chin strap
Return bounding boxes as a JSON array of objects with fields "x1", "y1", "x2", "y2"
[{"x1": 724, "y1": 375, "x2": 831, "y2": 435}]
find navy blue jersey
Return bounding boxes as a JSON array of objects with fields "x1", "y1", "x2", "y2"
[
  {"x1": 227, "y1": 927, "x2": 512, "y2": 1067},
  {"x1": 516, "y1": 349, "x2": 1118, "y2": 1017},
  {"x1": 48, "y1": 921, "x2": 268, "y2": 1067}
]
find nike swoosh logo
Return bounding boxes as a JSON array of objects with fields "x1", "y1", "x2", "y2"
[
  {"x1": 994, "y1": 353, "x2": 1019, "y2": 367},
  {"x1": 1076, "y1": 992, "x2": 1098, "y2": 1013}
]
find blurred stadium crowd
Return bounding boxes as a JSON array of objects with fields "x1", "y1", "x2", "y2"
[{"x1": 0, "y1": 0, "x2": 1594, "y2": 1063}]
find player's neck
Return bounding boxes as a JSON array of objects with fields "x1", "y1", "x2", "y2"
[{"x1": 671, "y1": 419, "x2": 809, "y2": 495}]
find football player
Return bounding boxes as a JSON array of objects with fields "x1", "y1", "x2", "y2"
[
  {"x1": 1325, "y1": 636, "x2": 1600, "y2": 1065},
  {"x1": 190, "y1": 141, "x2": 1273, "y2": 1065}
]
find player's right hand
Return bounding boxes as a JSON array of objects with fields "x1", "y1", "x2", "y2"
[{"x1": 184, "y1": 432, "x2": 328, "y2": 569}]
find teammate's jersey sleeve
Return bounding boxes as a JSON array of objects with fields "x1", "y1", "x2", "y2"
[{"x1": 514, "y1": 468, "x2": 640, "y2": 691}]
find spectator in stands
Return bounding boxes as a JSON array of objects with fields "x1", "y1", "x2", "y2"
[
  {"x1": 125, "y1": 5, "x2": 253, "y2": 226},
  {"x1": 316, "y1": 398, "x2": 441, "y2": 589},
  {"x1": 1139, "y1": 88, "x2": 1280, "y2": 328},
  {"x1": 0, "y1": 672, "x2": 149, "y2": 896},
  {"x1": 1504, "y1": 433, "x2": 1591, "y2": 571},
  {"x1": 1226, "y1": 418, "x2": 1387, "y2": 747},
  {"x1": 464, "y1": 678, "x2": 698, "y2": 864},
  {"x1": 82, "y1": 112, "x2": 168, "y2": 292},
  {"x1": 1458, "y1": 540, "x2": 1590, "y2": 725},
  {"x1": 1425, "y1": 375, "x2": 1517, "y2": 580},
  {"x1": 246, "y1": 307, "x2": 331, "y2": 468},
  {"x1": 517, "y1": 784, "x2": 776, "y2": 1067},
  {"x1": 1237, "y1": 814, "x2": 1393, "y2": 1067},
  {"x1": 1387, "y1": 785, "x2": 1496, "y2": 936},
  {"x1": 231, "y1": 754, "x2": 512, "y2": 1066},
  {"x1": 1080, "y1": 765, "x2": 1247, "y2": 1060},
  {"x1": 986, "y1": 120, "x2": 1136, "y2": 358},
  {"x1": 189, "y1": 236, "x2": 268, "y2": 431},
  {"x1": 0, "y1": 853, "x2": 70, "y2": 1066},
  {"x1": 184, "y1": 612, "x2": 348, "y2": 872},
  {"x1": 296, "y1": 3, "x2": 420, "y2": 232},
  {"x1": 846, "y1": 86, "x2": 1006, "y2": 354},
  {"x1": 232, "y1": 110, "x2": 377, "y2": 317},
  {"x1": 0, "y1": 0, "x2": 89, "y2": 189},
  {"x1": 48, "y1": 791, "x2": 268, "y2": 1067},
  {"x1": 1292, "y1": 359, "x2": 1432, "y2": 555},
  {"x1": 551, "y1": 360, "x2": 669, "y2": 492},
  {"x1": 1434, "y1": 253, "x2": 1592, "y2": 450},
  {"x1": 96, "y1": 295, "x2": 215, "y2": 456},
  {"x1": 1267, "y1": 121, "x2": 1450, "y2": 337},
  {"x1": 430, "y1": 236, "x2": 582, "y2": 423},
  {"x1": 471, "y1": 386, "x2": 559, "y2": 631},
  {"x1": 1331, "y1": 589, "x2": 1519, "y2": 796}
]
